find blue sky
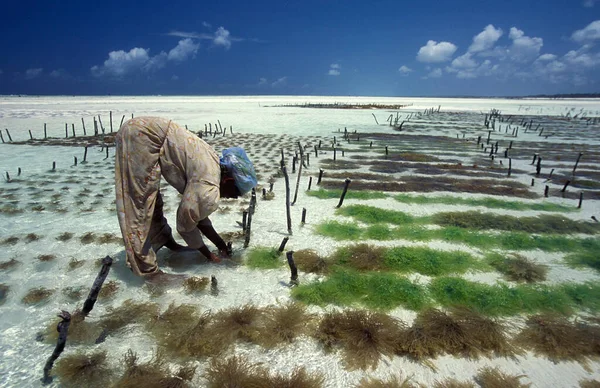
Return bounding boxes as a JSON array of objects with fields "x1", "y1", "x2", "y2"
[{"x1": 1, "y1": 0, "x2": 599, "y2": 96}]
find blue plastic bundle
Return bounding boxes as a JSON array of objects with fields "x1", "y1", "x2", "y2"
[{"x1": 220, "y1": 147, "x2": 257, "y2": 195}]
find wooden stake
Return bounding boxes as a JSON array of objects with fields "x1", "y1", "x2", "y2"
[
  {"x1": 0, "y1": 131, "x2": 4, "y2": 143},
  {"x1": 81, "y1": 256, "x2": 113, "y2": 316},
  {"x1": 244, "y1": 207, "x2": 253, "y2": 248},
  {"x1": 544, "y1": 185, "x2": 549, "y2": 197},
  {"x1": 242, "y1": 211, "x2": 248, "y2": 231},
  {"x1": 52, "y1": 161, "x2": 56, "y2": 171},
  {"x1": 5, "y1": 129, "x2": 12, "y2": 142},
  {"x1": 283, "y1": 166, "x2": 292, "y2": 234},
  {"x1": 301, "y1": 208, "x2": 307, "y2": 224},
  {"x1": 5, "y1": 171, "x2": 10, "y2": 182},
  {"x1": 317, "y1": 169, "x2": 324, "y2": 185},
  {"x1": 336, "y1": 178, "x2": 351, "y2": 208},
  {"x1": 508, "y1": 158, "x2": 512, "y2": 177},
  {"x1": 81, "y1": 118, "x2": 86, "y2": 136},
  {"x1": 109, "y1": 111, "x2": 113, "y2": 133},
  {"x1": 573, "y1": 152, "x2": 584, "y2": 175},
  {"x1": 307, "y1": 176, "x2": 313, "y2": 191},
  {"x1": 44, "y1": 123, "x2": 48, "y2": 138},
  {"x1": 41, "y1": 310, "x2": 71, "y2": 384},
  {"x1": 71, "y1": 123, "x2": 75, "y2": 137},
  {"x1": 561, "y1": 180, "x2": 571, "y2": 192},
  {"x1": 83, "y1": 146, "x2": 88, "y2": 162},
  {"x1": 578, "y1": 192, "x2": 584, "y2": 209},
  {"x1": 65, "y1": 123, "x2": 68, "y2": 138},
  {"x1": 286, "y1": 251, "x2": 298, "y2": 286},
  {"x1": 120, "y1": 115, "x2": 125, "y2": 129},
  {"x1": 29, "y1": 130, "x2": 33, "y2": 140},
  {"x1": 73, "y1": 156, "x2": 77, "y2": 166},
  {"x1": 278, "y1": 237, "x2": 289, "y2": 252},
  {"x1": 98, "y1": 115, "x2": 105, "y2": 134}
]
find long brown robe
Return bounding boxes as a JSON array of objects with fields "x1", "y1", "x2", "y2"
[{"x1": 115, "y1": 117, "x2": 220, "y2": 276}]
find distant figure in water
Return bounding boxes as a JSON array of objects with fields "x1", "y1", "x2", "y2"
[{"x1": 115, "y1": 117, "x2": 256, "y2": 282}]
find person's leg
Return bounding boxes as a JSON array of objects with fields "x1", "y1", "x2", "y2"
[
  {"x1": 115, "y1": 118, "x2": 165, "y2": 276},
  {"x1": 149, "y1": 191, "x2": 188, "y2": 252}
]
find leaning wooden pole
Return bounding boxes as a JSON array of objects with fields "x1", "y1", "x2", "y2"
[
  {"x1": 41, "y1": 310, "x2": 71, "y2": 384},
  {"x1": 336, "y1": 178, "x2": 352, "y2": 208},
  {"x1": 286, "y1": 251, "x2": 299, "y2": 286},
  {"x1": 243, "y1": 205, "x2": 253, "y2": 248},
  {"x1": 81, "y1": 256, "x2": 113, "y2": 317},
  {"x1": 292, "y1": 154, "x2": 303, "y2": 205},
  {"x1": 282, "y1": 166, "x2": 292, "y2": 234}
]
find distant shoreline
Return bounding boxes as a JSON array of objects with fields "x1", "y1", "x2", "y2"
[{"x1": 1, "y1": 94, "x2": 599, "y2": 99}]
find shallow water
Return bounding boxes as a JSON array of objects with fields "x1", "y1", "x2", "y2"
[{"x1": 1, "y1": 96, "x2": 600, "y2": 387}]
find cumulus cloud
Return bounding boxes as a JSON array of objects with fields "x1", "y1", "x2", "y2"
[
  {"x1": 91, "y1": 48, "x2": 152, "y2": 77},
  {"x1": 536, "y1": 54, "x2": 557, "y2": 62},
  {"x1": 507, "y1": 27, "x2": 543, "y2": 62},
  {"x1": 91, "y1": 37, "x2": 203, "y2": 78},
  {"x1": 328, "y1": 63, "x2": 341, "y2": 76},
  {"x1": 398, "y1": 65, "x2": 413, "y2": 75},
  {"x1": 417, "y1": 40, "x2": 457, "y2": 63},
  {"x1": 25, "y1": 68, "x2": 43, "y2": 79},
  {"x1": 213, "y1": 27, "x2": 232, "y2": 49},
  {"x1": 469, "y1": 25, "x2": 503, "y2": 53},
  {"x1": 202, "y1": 21, "x2": 212, "y2": 28},
  {"x1": 168, "y1": 38, "x2": 200, "y2": 61},
  {"x1": 572, "y1": 20, "x2": 600, "y2": 42},
  {"x1": 451, "y1": 53, "x2": 478, "y2": 69},
  {"x1": 448, "y1": 59, "x2": 499, "y2": 79}
]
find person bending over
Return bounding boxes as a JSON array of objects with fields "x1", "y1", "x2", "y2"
[{"x1": 115, "y1": 116, "x2": 255, "y2": 280}]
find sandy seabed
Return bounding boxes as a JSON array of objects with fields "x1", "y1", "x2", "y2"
[{"x1": 1, "y1": 96, "x2": 600, "y2": 387}]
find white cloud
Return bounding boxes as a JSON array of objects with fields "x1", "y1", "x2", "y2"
[
  {"x1": 398, "y1": 65, "x2": 413, "y2": 75},
  {"x1": 168, "y1": 38, "x2": 199, "y2": 61},
  {"x1": 328, "y1": 63, "x2": 341, "y2": 76},
  {"x1": 171, "y1": 75, "x2": 179, "y2": 81},
  {"x1": 91, "y1": 38, "x2": 204, "y2": 77},
  {"x1": 417, "y1": 40, "x2": 457, "y2": 63},
  {"x1": 213, "y1": 27, "x2": 232, "y2": 49},
  {"x1": 25, "y1": 68, "x2": 43, "y2": 79},
  {"x1": 451, "y1": 53, "x2": 478, "y2": 69},
  {"x1": 469, "y1": 25, "x2": 503, "y2": 53},
  {"x1": 583, "y1": 0, "x2": 597, "y2": 7},
  {"x1": 271, "y1": 77, "x2": 287, "y2": 87},
  {"x1": 508, "y1": 27, "x2": 543, "y2": 62},
  {"x1": 202, "y1": 21, "x2": 212, "y2": 28},
  {"x1": 536, "y1": 54, "x2": 557, "y2": 62},
  {"x1": 572, "y1": 20, "x2": 600, "y2": 42},
  {"x1": 91, "y1": 48, "x2": 152, "y2": 77},
  {"x1": 258, "y1": 77, "x2": 267, "y2": 86}
]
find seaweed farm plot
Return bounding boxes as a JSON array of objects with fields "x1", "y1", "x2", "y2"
[{"x1": 1, "y1": 97, "x2": 600, "y2": 388}]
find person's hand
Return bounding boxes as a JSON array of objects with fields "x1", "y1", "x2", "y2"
[{"x1": 208, "y1": 252, "x2": 222, "y2": 263}]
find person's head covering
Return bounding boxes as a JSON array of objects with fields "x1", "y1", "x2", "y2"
[{"x1": 220, "y1": 147, "x2": 257, "y2": 195}]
